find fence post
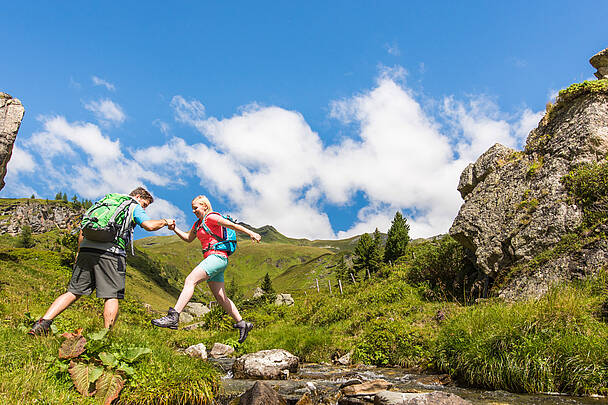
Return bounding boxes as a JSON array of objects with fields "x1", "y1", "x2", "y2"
[
  {"x1": 338, "y1": 279, "x2": 343, "y2": 294},
  {"x1": 367, "y1": 269, "x2": 371, "y2": 279},
  {"x1": 350, "y1": 272, "x2": 356, "y2": 284},
  {"x1": 316, "y1": 278, "x2": 320, "y2": 293},
  {"x1": 328, "y1": 279, "x2": 332, "y2": 295}
]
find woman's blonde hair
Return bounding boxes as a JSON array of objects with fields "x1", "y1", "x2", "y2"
[{"x1": 192, "y1": 195, "x2": 212, "y2": 214}]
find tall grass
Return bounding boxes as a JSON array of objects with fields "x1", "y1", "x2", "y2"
[{"x1": 434, "y1": 281, "x2": 608, "y2": 395}]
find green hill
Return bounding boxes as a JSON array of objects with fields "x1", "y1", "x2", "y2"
[{"x1": 131, "y1": 224, "x2": 361, "y2": 302}]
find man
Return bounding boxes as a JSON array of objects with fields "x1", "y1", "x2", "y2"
[{"x1": 28, "y1": 187, "x2": 173, "y2": 335}]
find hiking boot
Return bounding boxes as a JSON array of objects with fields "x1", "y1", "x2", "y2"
[
  {"x1": 151, "y1": 307, "x2": 179, "y2": 330},
  {"x1": 234, "y1": 320, "x2": 253, "y2": 343},
  {"x1": 28, "y1": 318, "x2": 53, "y2": 336}
]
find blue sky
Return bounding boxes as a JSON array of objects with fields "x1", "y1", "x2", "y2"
[{"x1": 2, "y1": 2, "x2": 607, "y2": 240}]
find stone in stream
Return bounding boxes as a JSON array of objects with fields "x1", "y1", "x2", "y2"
[
  {"x1": 233, "y1": 349, "x2": 299, "y2": 380},
  {"x1": 210, "y1": 342, "x2": 235, "y2": 358},
  {"x1": 341, "y1": 379, "x2": 393, "y2": 396},
  {"x1": 374, "y1": 390, "x2": 471, "y2": 405},
  {"x1": 185, "y1": 343, "x2": 207, "y2": 359},
  {"x1": 237, "y1": 380, "x2": 287, "y2": 405}
]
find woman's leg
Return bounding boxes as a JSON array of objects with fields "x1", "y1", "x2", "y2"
[
  {"x1": 174, "y1": 265, "x2": 210, "y2": 313},
  {"x1": 208, "y1": 281, "x2": 242, "y2": 322}
]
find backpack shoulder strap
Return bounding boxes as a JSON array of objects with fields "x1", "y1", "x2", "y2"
[{"x1": 201, "y1": 212, "x2": 225, "y2": 241}]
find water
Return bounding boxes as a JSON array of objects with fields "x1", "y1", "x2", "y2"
[{"x1": 214, "y1": 360, "x2": 608, "y2": 404}]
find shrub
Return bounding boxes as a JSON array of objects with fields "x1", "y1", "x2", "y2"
[{"x1": 405, "y1": 236, "x2": 477, "y2": 302}]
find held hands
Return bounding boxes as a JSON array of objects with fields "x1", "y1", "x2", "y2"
[
  {"x1": 250, "y1": 232, "x2": 261, "y2": 243},
  {"x1": 164, "y1": 219, "x2": 176, "y2": 230}
]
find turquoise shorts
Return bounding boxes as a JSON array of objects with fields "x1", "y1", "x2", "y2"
[{"x1": 196, "y1": 254, "x2": 228, "y2": 282}]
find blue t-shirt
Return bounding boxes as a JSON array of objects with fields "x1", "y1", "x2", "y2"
[{"x1": 133, "y1": 204, "x2": 150, "y2": 225}]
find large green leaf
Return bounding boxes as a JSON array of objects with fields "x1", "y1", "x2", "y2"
[
  {"x1": 87, "y1": 328, "x2": 109, "y2": 341},
  {"x1": 121, "y1": 347, "x2": 151, "y2": 363},
  {"x1": 68, "y1": 360, "x2": 97, "y2": 397},
  {"x1": 99, "y1": 352, "x2": 119, "y2": 368},
  {"x1": 59, "y1": 336, "x2": 87, "y2": 359},
  {"x1": 117, "y1": 362, "x2": 134, "y2": 376},
  {"x1": 95, "y1": 370, "x2": 125, "y2": 405}
]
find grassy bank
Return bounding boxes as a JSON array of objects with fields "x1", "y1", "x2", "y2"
[{"x1": 0, "y1": 235, "x2": 220, "y2": 404}]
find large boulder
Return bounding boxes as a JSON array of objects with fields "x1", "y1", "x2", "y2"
[
  {"x1": 0, "y1": 93, "x2": 25, "y2": 191},
  {"x1": 233, "y1": 349, "x2": 299, "y2": 380},
  {"x1": 184, "y1": 302, "x2": 210, "y2": 317},
  {"x1": 590, "y1": 47, "x2": 608, "y2": 79},
  {"x1": 450, "y1": 74, "x2": 608, "y2": 300}
]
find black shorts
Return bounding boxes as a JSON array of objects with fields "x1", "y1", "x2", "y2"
[{"x1": 68, "y1": 248, "x2": 126, "y2": 299}]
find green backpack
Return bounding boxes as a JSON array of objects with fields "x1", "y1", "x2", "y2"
[{"x1": 81, "y1": 194, "x2": 137, "y2": 249}]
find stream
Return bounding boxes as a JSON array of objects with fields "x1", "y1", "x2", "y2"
[{"x1": 210, "y1": 360, "x2": 608, "y2": 404}]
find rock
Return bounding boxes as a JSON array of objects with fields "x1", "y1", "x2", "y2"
[
  {"x1": 210, "y1": 342, "x2": 235, "y2": 358},
  {"x1": 339, "y1": 379, "x2": 363, "y2": 389},
  {"x1": 342, "y1": 379, "x2": 393, "y2": 396},
  {"x1": 374, "y1": 390, "x2": 471, "y2": 405},
  {"x1": 179, "y1": 311, "x2": 194, "y2": 324},
  {"x1": 295, "y1": 392, "x2": 313, "y2": 405},
  {"x1": 233, "y1": 349, "x2": 299, "y2": 380},
  {"x1": 274, "y1": 293, "x2": 294, "y2": 306},
  {"x1": 252, "y1": 287, "x2": 265, "y2": 299},
  {"x1": 590, "y1": 47, "x2": 608, "y2": 79},
  {"x1": 142, "y1": 303, "x2": 153, "y2": 313},
  {"x1": 185, "y1": 343, "x2": 207, "y2": 359},
  {"x1": 334, "y1": 352, "x2": 352, "y2": 366},
  {"x1": 238, "y1": 380, "x2": 287, "y2": 405},
  {"x1": 450, "y1": 85, "x2": 608, "y2": 300},
  {"x1": 184, "y1": 302, "x2": 210, "y2": 317},
  {"x1": 0, "y1": 93, "x2": 25, "y2": 191},
  {"x1": 0, "y1": 199, "x2": 84, "y2": 235},
  {"x1": 182, "y1": 321, "x2": 205, "y2": 331}
]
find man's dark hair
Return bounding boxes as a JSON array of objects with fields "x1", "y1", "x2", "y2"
[{"x1": 129, "y1": 187, "x2": 154, "y2": 204}]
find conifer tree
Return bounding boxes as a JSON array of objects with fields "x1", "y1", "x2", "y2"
[
  {"x1": 354, "y1": 231, "x2": 383, "y2": 277},
  {"x1": 384, "y1": 211, "x2": 410, "y2": 264},
  {"x1": 55, "y1": 192, "x2": 62, "y2": 200},
  {"x1": 260, "y1": 272, "x2": 275, "y2": 301},
  {"x1": 62, "y1": 193, "x2": 68, "y2": 202},
  {"x1": 17, "y1": 225, "x2": 35, "y2": 248},
  {"x1": 335, "y1": 254, "x2": 351, "y2": 283}
]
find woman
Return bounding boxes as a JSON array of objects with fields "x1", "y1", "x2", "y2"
[{"x1": 152, "y1": 195, "x2": 261, "y2": 343}]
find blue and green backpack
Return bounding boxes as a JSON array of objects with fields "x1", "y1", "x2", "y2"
[
  {"x1": 196, "y1": 212, "x2": 237, "y2": 256},
  {"x1": 80, "y1": 193, "x2": 137, "y2": 250}
]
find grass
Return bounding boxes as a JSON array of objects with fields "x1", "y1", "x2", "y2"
[
  {"x1": 0, "y1": 235, "x2": 220, "y2": 404},
  {"x1": 2, "y1": 228, "x2": 608, "y2": 401}
]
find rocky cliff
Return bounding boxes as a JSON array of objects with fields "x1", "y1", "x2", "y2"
[
  {"x1": 0, "y1": 199, "x2": 84, "y2": 235},
  {"x1": 450, "y1": 48, "x2": 608, "y2": 300},
  {"x1": 0, "y1": 93, "x2": 25, "y2": 191}
]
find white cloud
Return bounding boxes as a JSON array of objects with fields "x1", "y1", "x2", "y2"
[
  {"x1": 26, "y1": 116, "x2": 170, "y2": 200},
  {"x1": 92, "y1": 76, "x2": 116, "y2": 91},
  {"x1": 153, "y1": 119, "x2": 171, "y2": 136},
  {"x1": 385, "y1": 42, "x2": 401, "y2": 56},
  {"x1": 144, "y1": 197, "x2": 187, "y2": 236},
  {"x1": 84, "y1": 99, "x2": 126, "y2": 125},
  {"x1": 6, "y1": 145, "x2": 36, "y2": 174},
  {"x1": 136, "y1": 71, "x2": 542, "y2": 240}
]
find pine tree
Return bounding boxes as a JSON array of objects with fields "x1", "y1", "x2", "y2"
[
  {"x1": 384, "y1": 211, "x2": 410, "y2": 264},
  {"x1": 17, "y1": 225, "x2": 35, "y2": 248},
  {"x1": 260, "y1": 273, "x2": 276, "y2": 302},
  {"x1": 370, "y1": 228, "x2": 383, "y2": 274},
  {"x1": 55, "y1": 192, "x2": 62, "y2": 200},
  {"x1": 62, "y1": 193, "x2": 68, "y2": 202},
  {"x1": 335, "y1": 254, "x2": 351, "y2": 283}
]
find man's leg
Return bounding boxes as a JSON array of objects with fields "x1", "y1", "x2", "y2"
[
  {"x1": 103, "y1": 298, "x2": 119, "y2": 329},
  {"x1": 28, "y1": 292, "x2": 81, "y2": 336},
  {"x1": 43, "y1": 292, "x2": 81, "y2": 320}
]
